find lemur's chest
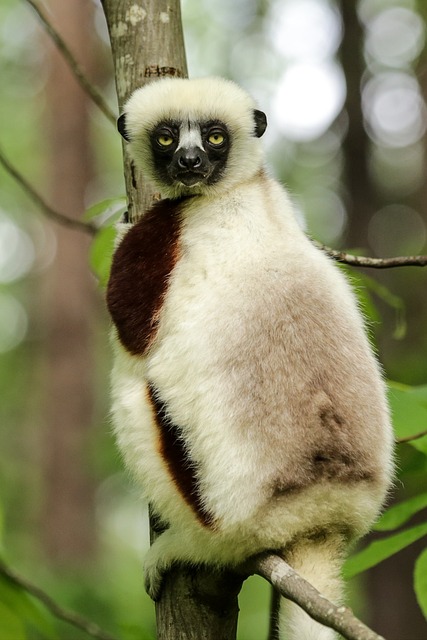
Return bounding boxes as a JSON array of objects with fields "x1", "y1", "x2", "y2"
[{"x1": 107, "y1": 194, "x2": 284, "y2": 358}]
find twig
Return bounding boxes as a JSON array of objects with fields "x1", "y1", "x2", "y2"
[
  {"x1": 315, "y1": 241, "x2": 427, "y2": 269},
  {"x1": 0, "y1": 560, "x2": 119, "y2": 640},
  {"x1": 25, "y1": 0, "x2": 116, "y2": 124},
  {"x1": 0, "y1": 146, "x2": 97, "y2": 236},
  {"x1": 396, "y1": 429, "x2": 427, "y2": 444},
  {"x1": 243, "y1": 553, "x2": 386, "y2": 640}
]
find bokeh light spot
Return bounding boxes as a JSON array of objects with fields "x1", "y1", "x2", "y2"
[
  {"x1": 269, "y1": 0, "x2": 342, "y2": 61},
  {"x1": 0, "y1": 213, "x2": 35, "y2": 283},
  {"x1": 368, "y1": 205, "x2": 426, "y2": 257},
  {"x1": 365, "y1": 7, "x2": 425, "y2": 68},
  {"x1": 273, "y1": 62, "x2": 346, "y2": 141},
  {"x1": 0, "y1": 293, "x2": 28, "y2": 353},
  {"x1": 363, "y1": 72, "x2": 426, "y2": 148}
]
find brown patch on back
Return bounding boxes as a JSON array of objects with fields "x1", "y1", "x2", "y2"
[
  {"x1": 313, "y1": 397, "x2": 376, "y2": 482},
  {"x1": 272, "y1": 450, "x2": 376, "y2": 499},
  {"x1": 319, "y1": 406, "x2": 344, "y2": 429},
  {"x1": 310, "y1": 447, "x2": 375, "y2": 482},
  {"x1": 106, "y1": 198, "x2": 184, "y2": 356},
  {"x1": 272, "y1": 392, "x2": 377, "y2": 498},
  {"x1": 147, "y1": 384, "x2": 215, "y2": 529}
]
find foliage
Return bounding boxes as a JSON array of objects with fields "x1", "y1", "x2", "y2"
[
  {"x1": 87, "y1": 197, "x2": 126, "y2": 288},
  {"x1": 0, "y1": 572, "x2": 55, "y2": 640},
  {"x1": 342, "y1": 379, "x2": 427, "y2": 620},
  {"x1": 415, "y1": 548, "x2": 427, "y2": 620}
]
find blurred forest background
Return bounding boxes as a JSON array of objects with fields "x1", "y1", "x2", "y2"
[{"x1": 1, "y1": 0, "x2": 427, "y2": 639}]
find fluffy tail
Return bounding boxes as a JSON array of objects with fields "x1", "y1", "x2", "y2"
[{"x1": 279, "y1": 535, "x2": 345, "y2": 640}]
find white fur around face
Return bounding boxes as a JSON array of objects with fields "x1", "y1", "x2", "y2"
[{"x1": 122, "y1": 77, "x2": 265, "y2": 197}]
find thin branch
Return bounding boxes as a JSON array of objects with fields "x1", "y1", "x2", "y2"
[
  {"x1": 25, "y1": 0, "x2": 116, "y2": 125},
  {"x1": 0, "y1": 146, "x2": 97, "y2": 236},
  {"x1": 396, "y1": 428, "x2": 427, "y2": 444},
  {"x1": 315, "y1": 241, "x2": 427, "y2": 269},
  {"x1": 243, "y1": 553, "x2": 386, "y2": 640},
  {"x1": 0, "y1": 560, "x2": 119, "y2": 640}
]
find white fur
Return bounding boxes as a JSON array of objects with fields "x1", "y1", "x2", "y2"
[
  {"x1": 279, "y1": 536, "x2": 345, "y2": 640},
  {"x1": 176, "y1": 121, "x2": 203, "y2": 151},
  {"x1": 110, "y1": 77, "x2": 394, "y2": 639}
]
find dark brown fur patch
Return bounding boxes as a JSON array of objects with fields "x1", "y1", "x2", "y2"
[
  {"x1": 106, "y1": 199, "x2": 184, "y2": 356},
  {"x1": 272, "y1": 435, "x2": 376, "y2": 498},
  {"x1": 313, "y1": 404, "x2": 376, "y2": 482},
  {"x1": 310, "y1": 447, "x2": 374, "y2": 482},
  {"x1": 147, "y1": 384, "x2": 214, "y2": 528},
  {"x1": 272, "y1": 454, "x2": 376, "y2": 498}
]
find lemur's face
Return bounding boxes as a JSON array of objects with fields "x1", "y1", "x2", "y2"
[
  {"x1": 149, "y1": 119, "x2": 230, "y2": 189},
  {"x1": 118, "y1": 78, "x2": 267, "y2": 197}
]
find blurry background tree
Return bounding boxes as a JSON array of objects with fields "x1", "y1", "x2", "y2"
[
  {"x1": 40, "y1": 0, "x2": 98, "y2": 569},
  {"x1": 0, "y1": 0, "x2": 427, "y2": 639}
]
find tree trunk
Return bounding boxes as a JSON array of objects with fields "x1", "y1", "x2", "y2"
[
  {"x1": 101, "y1": 0, "x2": 188, "y2": 222},
  {"x1": 102, "y1": 2, "x2": 244, "y2": 637},
  {"x1": 339, "y1": 0, "x2": 377, "y2": 250},
  {"x1": 40, "y1": 0, "x2": 98, "y2": 567},
  {"x1": 156, "y1": 567, "x2": 242, "y2": 640}
]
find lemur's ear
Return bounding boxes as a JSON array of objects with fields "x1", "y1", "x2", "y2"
[
  {"x1": 117, "y1": 113, "x2": 130, "y2": 141},
  {"x1": 253, "y1": 110, "x2": 267, "y2": 138}
]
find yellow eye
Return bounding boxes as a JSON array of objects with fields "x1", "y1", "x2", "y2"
[
  {"x1": 157, "y1": 134, "x2": 174, "y2": 147},
  {"x1": 208, "y1": 132, "x2": 224, "y2": 145}
]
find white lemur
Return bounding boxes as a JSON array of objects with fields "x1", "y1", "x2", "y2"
[{"x1": 107, "y1": 77, "x2": 394, "y2": 639}]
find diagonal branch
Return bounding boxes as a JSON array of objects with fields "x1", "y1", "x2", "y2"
[
  {"x1": 0, "y1": 146, "x2": 97, "y2": 236},
  {"x1": 396, "y1": 428, "x2": 427, "y2": 444},
  {"x1": 25, "y1": 0, "x2": 116, "y2": 124},
  {"x1": 0, "y1": 560, "x2": 119, "y2": 640},
  {"x1": 315, "y1": 241, "x2": 427, "y2": 269},
  {"x1": 243, "y1": 553, "x2": 386, "y2": 640}
]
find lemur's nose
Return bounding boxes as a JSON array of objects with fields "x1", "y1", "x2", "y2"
[{"x1": 177, "y1": 149, "x2": 202, "y2": 169}]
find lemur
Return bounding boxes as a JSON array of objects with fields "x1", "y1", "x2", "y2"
[{"x1": 106, "y1": 77, "x2": 394, "y2": 639}]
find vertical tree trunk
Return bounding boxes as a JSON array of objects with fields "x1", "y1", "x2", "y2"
[
  {"x1": 102, "y1": 0, "x2": 188, "y2": 222},
  {"x1": 41, "y1": 0, "x2": 97, "y2": 566},
  {"x1": 339, "y1": 0, "x2": 377, "y2": 250},
  {"x1": 101, "y1": 2, "x2": 243, "y2": 637}
]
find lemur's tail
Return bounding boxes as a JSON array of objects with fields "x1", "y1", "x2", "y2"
[{"x1": 278, "y1": 535, "x2": 345, "y2": 640}]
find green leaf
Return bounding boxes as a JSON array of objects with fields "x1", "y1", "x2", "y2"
[
  {"x1": 0, "y1": 602, "x2": 26, "y2": 640},
  {"x1": 340, "y1": 267, "x2": 381, "y2": 327},
  {"x1": 90, "y1": 225, "x2": 116, "y2": 288},
  {"x1": 375, "y1": 492, "x2": 427, "y2": 531},
  {"x1": 388, "y1": 382, "x2": 427, "y2": 454},
  {"x1": 344, "y1": 520, "x2": 427, "y2": 579},
  {"x1": 0, "y1": 575, "x2": 56, "y2": 639},
  {"x1": 361, "y1": 273, "x2": 406, "y2": 339},
  {"x1": 84, "y1": 197, "x2": 126, "y2": 225},
  {"x1": 0, "y1": 507, "x2": 3, "y2": 550},
  {"x1": 414, "y1": 547, "x2": 427, "y2": 620}
]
